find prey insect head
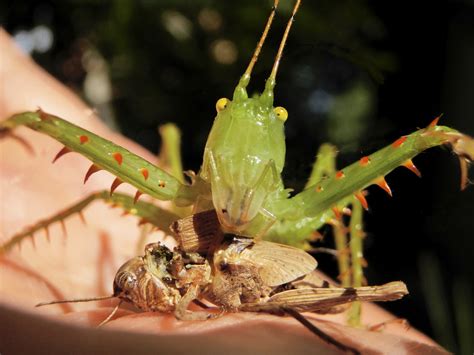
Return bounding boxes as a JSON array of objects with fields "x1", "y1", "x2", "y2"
[
  {"x1": 113, "y1": 257, "x2": 142, "y2": 298},
  {"x1": 112, "y1": 244, "x2": 181, "y2": 312},
  {"x1": 113, "y1": 243, "x2": 212, "y2": 312}
]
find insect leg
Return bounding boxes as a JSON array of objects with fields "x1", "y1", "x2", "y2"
[
  {"x1": 243, "y1": 159, "x2": 279, "y2": 238},
  {"x1": 304, "y1": 143, "x2": 338, "y2": 189},
  {"x1": 158, "y1": 123, "x2": 185, "y2": 184},
  {"x1": 255, "y1": 207, "x2": 277, "y2": 239},
  {"x1": 283, "y1": 123, "x2": 473, "y2": 220},
  {"x1": 347, "y1": 198, "x2": 365, "y2": 326},
  {"x1": 240, "y1": 281, "x2": 408, "y2": 315},
  {"x1": 174, "y1": 285, "x2": 219, "y2": 321},
  {"x1": 282, "y1": 307, "x2": 360, "y2": 355},
  {"x1": 304, "y1": 143, "x2": 356, "y2": 288},
  {"x1": 0, "y1": 110, "x2": 199, "y2": 205},
  {"x1": 0, "y1": 191, "x2": 180, "y2": 255}
]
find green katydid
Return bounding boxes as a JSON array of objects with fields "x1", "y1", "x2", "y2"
[{"x1": 0, "y1": 0, "x2": 473, "y2": 329}]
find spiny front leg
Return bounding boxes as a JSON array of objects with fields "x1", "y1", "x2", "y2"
[
  {"x1": 0, "y1": 110, "x2": 200, "y2": 206},
  {"x1": 273, "y1": 120, "x2": 473, "y2": 224},
  {"x1": 0, "y1": 191, "x2": 180, "y2": 255}
]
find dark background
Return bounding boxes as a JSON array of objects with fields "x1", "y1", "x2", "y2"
[{"x1": 2, "y1": 0, "x2": 473, "y2": 352}]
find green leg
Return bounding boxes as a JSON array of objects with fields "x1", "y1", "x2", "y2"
[
  {"x1": 0, "y1": 110, "x2": 198, "y2": 205},
  {"x1": 273, "y1": 123, "x2": 473, "y2": 226},
  {"x1": 159, "y1": 123, "x2": 185, "y2": 184},
  {"x1": 0, "y1": 191, "x2": 180, "y2": 255},
  {"x1": 304, "y1": 143, "x2": 338, "y2": 189},
  {"x1": 305, "y1": 143, "x2": 353, "y2": 287},
  {"x1": 158, "y1": 123, "x2": 195, "y2": 218},
  {"x1": 332, "y1": 216, "x2": 351, "y2": 288},
  {"x1": 347, "y1": 197, "x2": 365, "y2": 326},
  {"x1": 267, "y1": 120, "x2": 474, "y2": 326}
]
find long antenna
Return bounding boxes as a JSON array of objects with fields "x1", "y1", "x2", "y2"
[
  {"x1": 36, "y1": 295, "x2": 115, "y2": 307},
  {"x1": 269, "y1": 0, "x2": 301, "y2": 81},
  {"x1": 243, "y1": 0, "x2": 279, "y2": 78}
]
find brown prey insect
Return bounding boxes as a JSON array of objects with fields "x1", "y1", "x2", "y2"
[{"x1": 38, "y1": 210, "x2": 408, "y2": 354}]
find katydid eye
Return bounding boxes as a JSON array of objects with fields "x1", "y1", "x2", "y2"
[
  {"x1": 274, "y1": 106, "x2": 288, "y2": 122},
  {"x1": 216, "y1": 98, "x2": 230, "y2": 112}
]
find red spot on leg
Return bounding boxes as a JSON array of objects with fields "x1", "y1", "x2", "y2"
[
  {"x1": 392, "y1": 136, "x2": 407, "y2": 148},
  {"x1": 134, "y1": 190, "x2": 143, "y2": 204},
  {"x1": 140, "y1": 168, "x2": 149, "y2": 180},
  {"x1": 110, "y1": 178, "x2": 124, "y2": 195},
  {"x1": 84, "y1": 164, "x2": 102, "y2": 184},
  {"x1": 112, "y1": 152, "x2": 123, "y2": 165},
  {"x1": 401, "y1": 159, "x2": 421, "y2": 178},
  {"x1": 52, "y1": 146, "x2": 72, "y2": 163},
  {"x1": 79, "y1": 135, "x2": 89, "y2": 144},
  {"x1": 335, "y1": 170, "x2": 345, "y2": 180},
  {"x1": 355, "y1": 191, "x2": 369, "y2": 210},
  {"x1": 374, "y1": 177, "x2": 392, "y2": 197},
  {"x1": 359, "y1": 156, "x2": 370, "y2": 166}
]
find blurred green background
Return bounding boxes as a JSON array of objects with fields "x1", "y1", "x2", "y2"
[{"x1": 2, "y1": 0, "x2": 474, "y2": 352}]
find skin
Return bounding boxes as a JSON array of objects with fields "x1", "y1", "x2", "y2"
[{"x1": 0, "y1": 30, "x2": 448, "y2": 354}]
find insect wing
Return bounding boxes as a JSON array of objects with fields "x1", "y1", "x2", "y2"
[{"x1": 236, "y1": 240, "x2": 318, "y2": 287}]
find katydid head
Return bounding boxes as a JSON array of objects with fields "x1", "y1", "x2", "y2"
[{"x1": 201, "y1": 0, "x2": 300, "y2": 235}]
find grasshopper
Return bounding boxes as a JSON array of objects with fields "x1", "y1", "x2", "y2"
[
  {"x1": 37, "y1": 210, "x2": 408, "y2": 354},
  {"x1": 0, "y1": 0, "x2": 473, "y2": 333}
]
